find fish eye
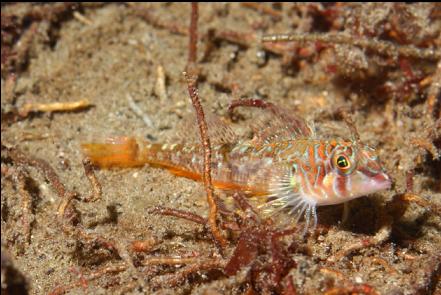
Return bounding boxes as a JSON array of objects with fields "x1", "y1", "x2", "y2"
[{"x1": 334, "y1": 154, "x2": 351, "y2": 171}]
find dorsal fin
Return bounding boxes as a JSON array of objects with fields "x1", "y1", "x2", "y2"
[
  {"x1": 169, "y1": 112, "x2": 238, "y2": 146},
  {"x1": 248, "y1": 109, "x2": 312, "y2": 147},
  {"x1": 229, "y1": 99, "x2": 314, "y2": 146}
]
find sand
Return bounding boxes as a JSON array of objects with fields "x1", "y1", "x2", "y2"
[{"x1": 1, "y1": 3, "x2": 440, "y2": 295}]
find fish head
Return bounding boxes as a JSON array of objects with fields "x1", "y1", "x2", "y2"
[{"x1": 321, "y1": 142, "x2": 391, "y2": 205}]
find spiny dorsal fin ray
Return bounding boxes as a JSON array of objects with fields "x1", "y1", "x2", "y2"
[
  {"x1": 250, "y1": 106, "x2": 314, "y2": 146},
  {"x1": 169, "y1": 112, "x2": 238, "y2": 145},
  {"x1": 230, "y1": 100, "x2": 314, "y2": 146}
]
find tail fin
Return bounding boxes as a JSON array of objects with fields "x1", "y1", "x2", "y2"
[{"x1": 81, "y1": 137, "x2": 145, "y2": 168}]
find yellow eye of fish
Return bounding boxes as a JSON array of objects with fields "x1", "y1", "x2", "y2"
[{"x1": 336, "y1": 155, "x2": 350, "y2": 170}]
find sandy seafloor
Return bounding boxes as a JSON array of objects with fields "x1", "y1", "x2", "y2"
[{"x1": 1, "y1": 3, "x2": 440, "y2": 295}]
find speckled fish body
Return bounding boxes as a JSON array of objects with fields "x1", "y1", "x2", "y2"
[{"x1": 82, "y1": 108, "x2": 391, "y2": 229}]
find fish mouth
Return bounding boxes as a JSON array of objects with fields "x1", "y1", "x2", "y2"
[
  {"x1": 372, "y1": 172, "x2": 392, "y2": 192},
  {"x1": 358, "y1": 172, "x2": 392, "y2": 196}
]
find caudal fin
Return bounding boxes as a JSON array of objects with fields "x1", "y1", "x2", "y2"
[{"x1": 81, "y1": 137, "x2": 145, "y2": 168}]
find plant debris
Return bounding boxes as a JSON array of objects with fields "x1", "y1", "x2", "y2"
[{"x1": 1, "y1": 3, "x2": 440, "y2": 294}]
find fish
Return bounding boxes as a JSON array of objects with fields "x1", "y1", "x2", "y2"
[{"x1": 81, "y1": 104, "x2": 391, "y2": 230}]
